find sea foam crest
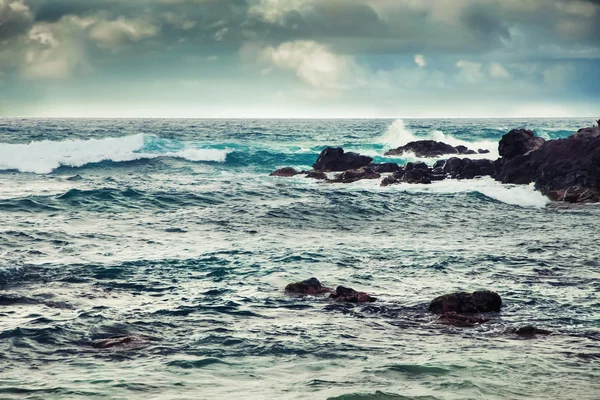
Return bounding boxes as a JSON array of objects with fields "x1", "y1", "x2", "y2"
[
  {"x1": 378, "y1": 119, "x2": 499, "y2": 159},
  {"x1": 0, "y1": 134, "x2": 229, "y2": 174}
]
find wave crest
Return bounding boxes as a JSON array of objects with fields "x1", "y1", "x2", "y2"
[{"x1": 0, "y1": 134, "x2": 229, "y2": 174}]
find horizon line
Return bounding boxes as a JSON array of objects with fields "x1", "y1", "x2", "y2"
[{"x1": 1, "y1": 115, "x2": 597, "y2": 120}]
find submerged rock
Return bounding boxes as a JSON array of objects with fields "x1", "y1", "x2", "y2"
[
  {"x1": 285, "y1": 277, "x2": 333, "y2": 296},
  {"x1": 369, "y1": 162, "x2": 401, "y2": 173},
  {"x1": 436, "y1": 311, "x2": 489, "y2": 327},
  {"x1": 313, "y1": 147, "x2": 373, "y2": 172},
  {"x1": 380, "y1": 175, "x2": 401, "y2": 187},
  {"x1": 428, "y1": 291, "x2": 502, "y2": 314},
  {"x1": 330, "y1": 286, "x2": 377, "y2": 303},
  {"x1": 385, "y1": 140, "x2": 478, "y2": 158},
  {"x1": 512, "y1": 326, "x2": 552, "y2": 337},
  {"x1": 333, "y1": 167, "x2": 381, "y2": 183},
  {"x1": 270, "y1": 167, "x2": 300, "y2": 177},
  {"x1": 90, "y1": 335, "x2": 155, "y2": 349}
]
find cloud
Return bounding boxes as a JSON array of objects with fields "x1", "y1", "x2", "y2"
[
  {"x1": 489, "y1": 62, "x2": 511, "y2": 79},
  {"x1": 0, "y1": 0, "x2": 34, "y2": 39},
  {"x1": 456, "y1": 60, "x2": 484, "y2": 82},
  {"x1": 414, "y1": 54, "x2": 426, "y2": 67},
  {"x1": 89, "y1": 17, "x2": 159, "y2": 48},
  {"x1": 258, "y1": 40, "x2": 367, "y2": 89}
]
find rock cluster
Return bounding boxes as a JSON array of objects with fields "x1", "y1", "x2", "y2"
[{"x1": 271, "y1": 121, "x2": 600, "y2": 203}]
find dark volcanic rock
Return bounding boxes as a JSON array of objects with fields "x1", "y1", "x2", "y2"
[
  {"x1": 333, "y1": 167, "x2": 381, "y2": 183},
  {"x1": 381, "y1": 176, "x2": 401, "y2": 187},
  {"x1": 512, "y1": 326, "x2": 552, "y2": 337},
  {"x1": 285, "y1": 277, "x2": 333, "y2": 296},
  {"x1": 313, "y1": 147, "x2": 373, "y2": 172},
  {"x1": 496, "y1": 124, "x2": 600, "y2": 202},
  {"x1": 270, "y1": 167, "x2": 300, "y2": 177},
  {"x1": 498, "y1": 129, "x2": 545, "y2": 159},
  {"x1": 403, "y1": 168, "x2": 432, "y2": 184},
  {"x1": 369, "y1": 162, "x2": 401, "y2": 173},
  {"x1": 330, "y1": 286, "x2": 376, "y2": 303},
  {"x1": 304, "y1": 170, "x2": 327, "y2": 180},
  {"x1": 385, "y1": 140, "x2": 478, "y2": 158},
  {"x1": 442, "y1": 157, "x2": 494, "y2": 179},
  {"x1": 428, "y1": 291, "x2": 502, "y2": 314},
  {"x1": 478, "y1": 149, "x2": 490, "y2": 154},
  {"x1": 436, "y1": 311, "x2": 489, "y2": 327}
]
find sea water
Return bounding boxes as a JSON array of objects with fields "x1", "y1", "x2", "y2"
[{"x1": 0, "y1": 118, "x2": 598, "y2": 399}]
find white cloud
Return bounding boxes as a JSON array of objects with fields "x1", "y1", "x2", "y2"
[
  {"x1": 414, "y1": 54, "x2": 426, "y2": 67},
  {"x1": 259, "y1": 40, "x2": 366, "y2": 89},
  {"x1": 456, "y1": 59, "x2": 483, "y2": 82},
  {"x1": 489, "y1": 62, "x2": 511, "y2": 79},
  {"x1": 248, "y1": 0, "x2": 312, "y2": 25},
  {"x1": 214, "y1": 27, "x2": 228, "y2": 41},
  {"x1": 89, "y1": 17, "x2": 159, "y2": 48},
  {"x1": 542, "y1": 64, "x2": 575, "y2": 87},
  {"x1": 21, "y1": 17, "x2": 89, "y2": 80}
]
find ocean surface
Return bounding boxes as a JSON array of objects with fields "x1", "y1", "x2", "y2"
[{"x1": 0, "y1": 118, "x2": 599, "y2": 400}]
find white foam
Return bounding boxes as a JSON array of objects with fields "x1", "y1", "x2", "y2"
[
  {"x1": 0, "y1": 134, "x2": 229, "y2": 174},
  {"x1": 335, "y1": 176, "x2": 549, "y2": 208},
  {"x1": 378, "y1": 119, "x2": 499, "y2": 160}
]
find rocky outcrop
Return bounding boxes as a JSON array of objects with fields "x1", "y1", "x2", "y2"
[
  {"x1": 385, "y1": 140, "x2": 477, "y2": 158},
  {"x1": 495, "y1": 124, "x2": 600, "y2": 202},
  {"x1": 304, "y1": 170, "x2": 328, "y2": 180},
  {"x1": 333, "y1": 167, "x2": 381, "y2": 183},
  {"x1": 285, "y1": 277, "x2": 333, "y2": 296},
  {"x1": 330, "y1": 286, "x2": 377, "y2": 303},
  {"x1": 313, "y1": 147, "x2": 373, "y2": 172},
  {"x1": 270, "y1": 167, "x2": 301, "y2": 177},
  {"x1": 429, "y1": 291, "x2": 502, "y2": 314},
  {"x1": 439, "y1": 157, "x2": 494, "y2": 179},
  {"x1": 498, "y1": 129, "x2": 545, "y2": 159}
]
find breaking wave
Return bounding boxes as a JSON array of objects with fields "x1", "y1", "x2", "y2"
[{"x1": 0, "y1": 134, "x2": 229, "y2": 174}]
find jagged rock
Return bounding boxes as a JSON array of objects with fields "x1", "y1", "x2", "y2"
[
  {"x1": 478, "y1": 149, "x2": 490, "y2": 154},
  {"x1": 304, "y1": 170, "x2": 327, "y2": 180},
  {"x1": 495, "y1": 124, "x2": 600, "y2": 202},
  {"x1": 330, "y1": 286, "x2": 377, "y2": 303},
  {"x1": 441, "y1": 157, "x2": 494, "y2": 179},
  {"x1": 381, "y1": 176, "x2": 401, "y2": 187},
  {"x1": 369, "y1": 162, "x2": 401, "y2": 173},
  {"x1": 333, "y1": 167, "x2": 381, "y2": 183},
  {"x1": 428, "y1": 291, "x2": 502, "y2": 314},
  {"x1": 498, "y1": 129, "x2": 545, "y2": 159},
  {"x1": 313, "y1": 147, "x2": 373, "y2": 172},
  {"x1": 285, "y1": 278, "x2": 332, "y2": 296},
  {"x1": 385, "y1": 140, "x2": 478, "y2": 158},
  {"x1": 270, "y1": 167, "x2": 300, "y2": 177}
]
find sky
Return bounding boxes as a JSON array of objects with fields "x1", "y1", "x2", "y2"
[{"x1": 0, "y1": 0, "x2": 599, "y2": 118}]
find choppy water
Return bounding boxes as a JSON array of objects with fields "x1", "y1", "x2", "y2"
[{"x1": 0, "y1": 118, "x2": 599, "y2": 400}]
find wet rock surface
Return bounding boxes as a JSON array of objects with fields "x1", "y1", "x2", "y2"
[
  {"x1": 428, "y1": 291, "x2": 502, "y2": 314},
  {"x1": 285, "y1": 278, "x2": 333, "y2": 296},
  {"x1": 313, "y1": 147, "x2": 373, "y2": 172},
  {"x1": 330, "y1": 286, "x2": 377, "y2": 303},
  {"x1": 385, "y1": 140, "x2": 478, "y2": 158}
]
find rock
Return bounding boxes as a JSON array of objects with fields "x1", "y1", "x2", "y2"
[
  {"x1": 369, "y1": 162, "x2": 401, "y2": 173},
  {"x1": 313, "y1": 147, "x2": 373, "y2": 172},
  {"x1": 304, "y1": 170, "x2": 327, "y2": 180},
  {"x1": 428, "y1": 291, "x2": 502, "y2": 314},
  {"x1": 441, "y1": 158, "x2": 494, "y2": 179},
  {"x1": 91, "y1": 335, "x2": 154, "y2": 349},
  {"x1": 403, "y1": 167, "x2": 432, "y2": 184},
  {"x1": 495, "y1": 124, "x2": 600, "y2": 202},
  {"x1": 333, "y1": 167, "x2": 381, "y2": 183},
  {"x1": 330, "y1": 286, "x2": 377, "y2": 303},
  {"x1": 433, "y1": 160, "x2": 446, "y2": 170},
  {"x1": 385, "y1": 140, "x2": 478, "y2": 158},
  {"x1": 478, "y1": 149, "x2": 490, "y2": 154},
  {"x1": 436, "y1": 311, "x2": 489, "y2": 327},
  {"x1": 498, "y1": 129, "x2": 545, "y2": 160},
  {"x1": 270, "y1": 167, "x2": 300, "y2": 177},
  {"x1": 512, "y1": 326, "x2": 552, "y2": 337},
  {"x1": 285, "y1": 277, "x2": 333, "y2": 296},
  {"x1": 381, "y1": 176, "x2": 401, "y2": 187}
]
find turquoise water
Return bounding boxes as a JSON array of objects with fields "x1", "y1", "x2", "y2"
[{"x1": 0, "y1": 118, "x2": 599, "y2": 399}]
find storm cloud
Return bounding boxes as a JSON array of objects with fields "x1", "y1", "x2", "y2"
[{"x1": 0, "y1": 0, "x2": 599, "y2": 116}]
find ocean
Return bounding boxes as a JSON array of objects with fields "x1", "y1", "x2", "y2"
[{"x1": 0, "y1": 118, "x2": 598, "y2": 399}]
